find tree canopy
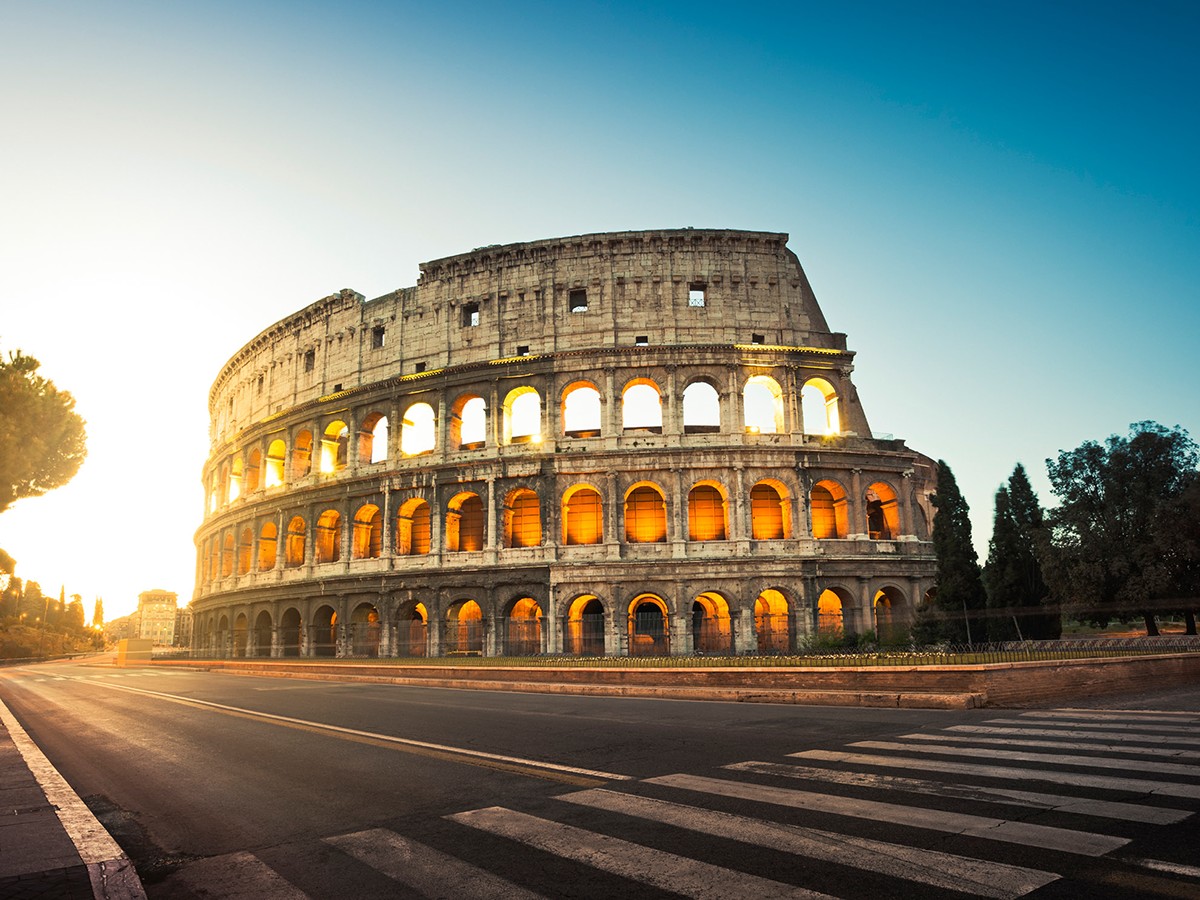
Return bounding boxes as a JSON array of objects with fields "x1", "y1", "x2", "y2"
[
  {"x1": 1042, "y1": 421, "x2": 1199, "y2": 635},
  {"x1": 0, "y1": 349, "x2": 87, "y2": 513}
]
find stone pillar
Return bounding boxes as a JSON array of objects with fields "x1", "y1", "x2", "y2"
[
  {"x1": 732, "y1": 466, "x2": 748, "y2": 541},
  {"x1": 850, "y1": 468, "x2": 865, "y2": 538},
  {"x1": 489, "y1": 384, "x2": 501, "y2": 448},
  {"x1": 664, "y1": 366, "x2": 680, "y2": 436}
]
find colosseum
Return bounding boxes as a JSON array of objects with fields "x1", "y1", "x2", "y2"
[{"x1": 192, "y1": 228, "x2": 938, "y2": 659}]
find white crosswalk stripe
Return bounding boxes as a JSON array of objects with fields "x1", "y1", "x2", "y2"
[
  {"x1": 898, "y1": 729, "x2": 1200, "y2": 759},
  {"x1": 949, "y1": 722, "x2": 1200, "y2": 746},
  {"x1": 984, "y1": 716, "x2": 1199, "y2": 735}
]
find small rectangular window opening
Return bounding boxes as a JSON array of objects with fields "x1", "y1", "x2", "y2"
[
  {"x1": 751, "y1": 333, "x2": 765, "y2": 345},
  {"x1": 372, "y1": 326, "x2": 386, "y2": 349},
  {"x1": 304, "y1": 349, "x2": 315, "y2": 372},
  {"x1": 569, "y1": 288, "x2": 588, "y2": 313},
  {"x1": 516, "y1": 344, "x2": 530, "y2": 356},
  {"x1": 415, "y1": 362, "x2": 427, "y2": 373},
  {"x1": 635, "y1": 335, "x2": 649, "y2": 347},
  {"x1": 256, "y1": 375, "x2": 264, "y2": 394},
  {"x1": 462, "y1": 302, "x2": 480, "y2": 327},
  {"x1": 333, "y1": 383, "x2": 342, "y2": 392},
  {"x1": 688, "y1": 283, "x2": 706, "y2": 307}
]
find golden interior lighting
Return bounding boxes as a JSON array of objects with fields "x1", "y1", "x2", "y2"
[
  {"x1": 817, "y1": 589, "x2": 844, "y2": 634},
  {"x1": 563, "y1": 486, "x2": 603, "y2": 544},
  {"x1": 625, "y1": 485, "x2": 666, "y2": 543},
  {"x1": 687, "y1": 485, "x2": 727, "y2": 541}
]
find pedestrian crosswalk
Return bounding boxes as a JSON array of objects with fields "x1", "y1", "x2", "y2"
[{"x1": 151, "y1": 707, "x2": 1200, "y2": 899}]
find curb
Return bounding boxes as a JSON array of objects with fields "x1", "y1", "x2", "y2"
[{"x1": 0, "y1": 699, "x2": 145, "y2": 899}]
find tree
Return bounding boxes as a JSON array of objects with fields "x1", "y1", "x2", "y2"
[
  {"x1": 1151, "y1": 472, "x2": 1200, "y2": 634},
  {"x1": 1042, "y1": 422, "x2": 1199, "y2": 636},
  {"x1": 67, "y1": 595, "x2": 86, "y2": 633},
  {"x1": 983, "y1": 465, "x2": 1060, "y2": 641},
  {"x1": 92, "y1": 597, "x2": 104, "y2": 627},
  {"x1": 0, "y1": 348, "x2": 87, "y2": 514},
  {"x1": 913, "y1": 460, "x2": 987, "y2": 644}
]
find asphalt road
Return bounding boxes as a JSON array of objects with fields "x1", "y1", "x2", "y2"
[{"x1": 2, "y1": 659, "x2": 1198, "y2": 899}]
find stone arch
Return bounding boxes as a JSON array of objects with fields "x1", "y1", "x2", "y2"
[
  {"x1": 564, "y1": 594, "x2": 606, "y2": 656},
  {"x1": 258, "y1": 521, "x2": 277, "y2": 571},
  {"x1": 265, "y1": 438, "x2": 287, "y2": 487},
  {"x1": 245, "y1": 449, "x2": 262, "y2": 493},
  {"x1": 743, "y1": 374, "x2": 784, "y2": 434},
  {"x1": 504, "y1": 596, "x2": 543, "y2": 656},
  {"x1": 237, "y1": 527, "x2": 253, "y2": 575},
  {"x1": 279, "y1": 607, "x2": 302, "y2": 657},
  {"x1": 754, "y1": 588, "x2": 790, "y2": 653},
  {"x1": 396, "y1": 497, "x2": 432, "y2": 555},
  {"x1": 320, "y1": 420, "x2": 350, "y2": 473},
  {"x1": 315, "y1": 509, "x2": 342, "y2": 563},
  {"x1": 400, "y1": 402, "x2": 436, "y2": 456},
  {"x1": 622, "y1": 379, "x2": 663, "y2": 432},
  {"x1": 233, "y1": 612, "x2": 248, "y2": 658},
  {"x1": 446, "y1": 492, "x2": 485, "y2": 552},
  {"x1": 446, "y1": 599, "x2": 483, "y2": 654},
  {"x1": 682, "y1": 379, "x2": 721, "y2": 433},
  {"x1": 252, "y1": 610, "x2": 272, "y2": 657},
  {"x1": 801, "y1": 377, "x2": 841, "y2": 435},
  {"x1": 561, "y1": 381, "x2": 602, "y2": 437},
  {"x1": 811, "y1": 479, "x2": 849, "y2": 539},
  {"x1": 228, "y1": 457, "x2": 243, "y2": 503},
  {"x1": 503, "y1": 487, "x2": 542, "y2": 548},
  {"x1": 312, "y1": 605, "x2": 337, "y2": 656},
  {"x1": 503, "y1": 386, "x2": 542, "y2": 444},
  {"x1": 285, "y1": 516, "x2": 306, "y2": 567},
  {"x1": 217, "y1": 613, "x2": 230, "y2": 654},
  {"x1": 292, "y1": 430, "x2": 313, "y2": 478},
  {"x1": 817, "y1": 587, "x2": 853, "y2": 636},
  {"x1": 360, "y1": 411, "x2": 389, "y2": 464},
  {"x1": 750, "y1": 479, "x2": 792, "y2": 539},
  {"x1": 394, "y1": 600, "x2": 429, "y2": 657},
  {"x1": 866, "y1": 481, "x2": 901, "y2": 540},
  {"x1": 562, "y1": 483, "x2": 604, "y2": 545},
  {"x1": 221, "y1": 532, "x2": 235, "y2": 577},
  {"x1": 873, "y1": 585, "x2": 908, "y2": 641},
  {"x1": 691, "y1": 591, "x2": 732, "y2": 654},
  {"x1": 628, "y1": 594, "x2": 669, "y2": 656},
  {"x1": 350, "y1": 601, "x2": 381, "y2": 657},
  {"x1": 687, "y1": 481, "x2": 728, "y2": 541},
  {"x1": 352, "y1": 504, "x2": 382, "y2": 559},
  {"x1": 449, "y1": 393, "x2": 487, "y2": 450},
  {"x1": 625, "y1": 482, "x2": 667, "y2": 543}
]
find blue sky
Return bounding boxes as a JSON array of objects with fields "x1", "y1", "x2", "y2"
[{"x1": 2, "y1": 1, "x2": 1196, "y2": 617}]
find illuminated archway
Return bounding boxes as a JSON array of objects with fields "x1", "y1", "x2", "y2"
[
  {"x1": 312, "y1": 605, "x2": 336, "y2": 656},
  {"x1": 315, "y1": 509, "x2": 341, "y2": 563},
  {"x1": 292, "y1": 430, "x2": 313, "y2": 478},
  {"x1": 360, "y1": 412, "x2": 389, "y2": 463},
  {"x1": 687, "y1": 483, "x2": 728, "y2": 541},
  {"x1": 503, "y1": 488, "x2": 542, "y2": 548},
  {"x1": 811, "y1": 480, "x2": 849, "y2": 539},
  {"x1": 285, "y1": 516, "x2": 306, "y2": 567},
  {"x1": 817, "y1": 588, "x2": 850, "y2": 636},
  {"x1": 450, "y1": 394, "x2": 487, "y2": 449},
  {"x1": 320, "y1": 420, "x2": 350, "y2": 473},
  {"x1": 691, "y1": 591, "x2": 731, "y2": 653},
  {"x1": 562, "y1": 484, "x2": 603, "y2": 545},
  {"x1": 221, "y1": 533, "x2": 234, "y2": 577},
  {"x1": 622, "y1": 380, "x2": 662, "y2": 432},
  {"x1": 265, "y1": 439, "x2": 286, "y2": 487},
  {"x1": 625, "y1": 483, "x2": 667, "y2": 543},
  {"x1": 396, "y1": 498, "x2": 431, "y2": 555},
  {"x1": 682, "y1": 381, "x2": 720, "y2": 433},
  {"x1": 233, "y1": 613, "x2": 248, "y2": 658},
  {"x1": 447, "y1": 600, "x2": 483, "y2": 654},
  {"x1": 565, "y1": 595, "x2": 605, "y2": 655},
  {"x1": 446, "y1": 492, "x2": 484, "y2": 552},
  {"x1": 754, "y1": 589, "x2": 790, "y2": 653},
  {"x1": 504, "y1": 597, "x2": 542, "y2": 655},
  {"x1": 352, "y1": 504, "x2": 382, "y2": 559},
  {"x1": 562, "y1": 382, "x2": 602, "y2": 437},
  {"x1": 628, "y1": 594, "x2": 669, "y2": 656},
  {"x1": 743, "y1": 375, "x2": 784, "y2": 434},
  {"x1": 237, "y1": 527, "x2": 253, "y2": 575},
  {"x1": 228, "y1": 457, "x2": 243, "y2": 503},
  {"x1": 350, "y1": 602, "x2": 381, "y2": 657},
  {"x1": 503, "y1": 386, "x2": 542, "y2": 444},
  {"x1": 395, "y1": 601, "x2": 428, "y2": 657},
  {"x1": 801, "y1": 378, "x2": 840, "y2": 435},
  {"x1": 874, "y1": 586, "x2": 907, "y2": 641},
  {"x1": 866, "y1": 482, "x2": 901, "y2": 540},
  {"x1": 245, "y1": 450, "x2": 261, "y2": 493},
  {"x1": 400, "y1": 403, "x2": 436, "y2": 456},
  {"x1": 750, "y1": 481, "x2": 791, "y2": 539}
]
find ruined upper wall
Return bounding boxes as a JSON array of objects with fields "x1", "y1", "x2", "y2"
[{"x1": 208, "y1": 229, "x2": 846, "y2": 443}]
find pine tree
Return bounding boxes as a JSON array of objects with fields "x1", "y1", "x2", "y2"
[
  {"x1": 92, "y1": 597, "x2": 104, "y2": 627},
  {"x1": 913, "y1": 460, "x2": 987, "y2": 644}
]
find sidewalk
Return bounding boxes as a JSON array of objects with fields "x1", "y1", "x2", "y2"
[{"x1": 0, "y1": 698, "x2": 144, "y2": 899}]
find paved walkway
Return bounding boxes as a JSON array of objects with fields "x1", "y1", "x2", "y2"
[{"x1": 0, "y1": 699, "x2": 144, "y2": 899}]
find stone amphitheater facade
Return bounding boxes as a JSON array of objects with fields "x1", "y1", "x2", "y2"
[{"x1": 193, "y1": 229, "x2": 938, "y2": 659}]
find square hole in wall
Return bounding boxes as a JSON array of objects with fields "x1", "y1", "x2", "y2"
[
  {"x1": 635, "y1": 335, "x2": 649, "y2": 346},
  {"x1": 569, "y1": 288, "x2": 588, "y2": 313},
  {"x1": 372, "y1": 326, "x2": 386, "y2": 349},
  {"x1": 462, "y1": 302, "x2": 480, "y2": 327},
  {"x1": 751, "y1": 333, "x2": 765, "y2": 345},
  {"x1": 688, "y1": 283, "x2": 706, "y2": 307},
  {"x1": 415, "y1": 362, "x2": 427, "y2": 373}
]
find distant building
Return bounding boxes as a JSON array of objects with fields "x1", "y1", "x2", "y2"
[
  {"x1": 104, "y1": 614, "x2": 136, "y2": 642},
  {"x1": 174, "y1": 603, "x2": 194, "y2": 648},
  {"x1": 137, "y1": 590, "x2": 178, "y2": 645}
]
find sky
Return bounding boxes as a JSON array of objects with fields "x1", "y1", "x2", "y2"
[{"x1": 1, "y1": 0, "x2": 1197, "y2": 620}]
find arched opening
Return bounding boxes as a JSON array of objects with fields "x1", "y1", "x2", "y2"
[
  {"x1": 743, "y1": 375, "x2": 784, "y2": 434},
  {"x1": 233, "y1": 612, "x2": 248, "y2": 658},
  {"x1": 562, "y1": 485, "x2": 603, "y2": 545},
  {"x1": 315, "y1": 509, "x2": 341, "y2": 563},
  {"x1": 352, "y1": 504, "x2": 382, "y2": 559},
  {"x1": 625, "y1": 483, "x2": 667, "y2": 543},
  {"x1": 266, "y1": 439, "x2": 287, "y2": 487},
  {"x1": 503, "y1": 489, "x2": 542, "y2": 548},
  {"x1": 874, "y1": 586, "x2": 907, "y2": 642},
  {"x1": 682, "y1": 381, "x2": 721, "y2": 433},
  {"x1": 450, "y1": 394, "x2": 487, "y2": 450},
  {"x1": 279, "y1": 607, "x2": 301, "y2": 657},
  {"x1": 252, "y1": 610, "x2": 272, "y2": 657},
  {"x1": 817, "y1": 588, "x2": 848, "y2": 637},
  {"x1": 691, "y1": 592, "x2": 731, "y2": 654},
  {"x1": 687, "y1": 483, "x2": 728, "y2": 541},
  {"x1": 801, "y1": 378, "x2": 841, "y2": 435},
  {"x1": 285, "y1": 516, "x2": 306, "y2": 567},
  {"x1": 312, "y1": 606, "x2": 337, "y2": 656},
  {"x1": 396, "y1": 498, "x2": 432, "y2": 555},
  {"x1": 505, "y1": 597, "x2": 542, "y2": 656},
  {"x1": 629, "y1": 595, "x2": 669, "y2": 656},
  {"x1": 562, "y1": 382, "x2": 602, "y2": 438},
  {"x1": 622, "y1": 380, "x2": 662, "y2": 433},
  {"x1": 350, "y1": 602, "x2": 381, "y2": 657},
  {"x1": 206, "y1": 539, "x2": 217, "y2": 583},
  {"x1": 395, "y1": 602, "x2": 428, "y2": 657},
  {"x1": 750, "y1": 481, "x2": 791, "y2": 539},
  {"x1": 755, "y1": 589, "x2": 790, "y2": 653},
  {"x1": 237, "y1": 527, "x2": 253, "y2": 575},
  {"x1": 221, "y1": 533, "x2": 234, "y2": 577},
  {"x1": 811, "y1": 480, "x2": 849, "y2": 539},
  {"x1": 216, "y1": 614, "x2": 230, "y2": 656},
  {"x1": 360, "y1": 412, "x2": 389, "y2": 464},
  {"x1": 228, "y1": 457, "x2": 243, "y2": 503},
  {"x1": 446, "y1": 600, "x2": 483, "y2": 654},
  {"x1": 399, "y1": 402, "x2": 436, "y2": 456},
  {"x1": 320, "y1": 420, "x2": 350, "y2": 473},
  {"x1": 292, "y1": 430, "x2": 313, "y2": 478},
  {"x1": 866, "y1": 482, "x2": 901, "y2": 540},
  {"x1": 245, "y1": 450, "x2": 262, "y2": 493},
  {"x1": 565, "y1": 595, "x2": 605, "y2": 655},
  {"x1": 256, "y1": 520, "x2": 277, "y2": 571},
  {"x1": 503, "y1": 387, "x2": 542, "y2": 444},
  {"x1": 446, "y1": 492, "x2": 484, "y2": 552}
]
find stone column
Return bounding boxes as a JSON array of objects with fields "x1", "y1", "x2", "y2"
[{"x1": 850, "y1": 468, "x2": 865, "y2": 538}]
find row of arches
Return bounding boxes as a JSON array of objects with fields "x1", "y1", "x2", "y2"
[
  {"x1": 207, "y1": 374, "x2": 844, "y2": 512},
  {"x1": 201, "y1": 477, "x2": 907, "y2": 581},
  {"x1": 195, "y1": 585, "x2": 911, "y2": 659}
]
